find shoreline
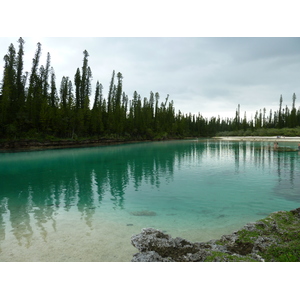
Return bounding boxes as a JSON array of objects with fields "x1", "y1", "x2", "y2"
[
  {"x1": 0, "y1": 138, "x2": 158, "y2": 152},
  {"x1": 131, "y1": 207, "x2": 300, "y2": 262},
  {"x1": 213, "y1": 136, "x2": 300, "y2": 142},
  {"x1": 1, "y1": 136, "x2": 300, "y2": 152},
  {"x1": 0, "y1": 137, "x2": 198, "y2": 152}
]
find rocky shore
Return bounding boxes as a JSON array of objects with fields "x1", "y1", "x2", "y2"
[{"x1": 131, "y1": 208, "x2": 300, "y2": 262}]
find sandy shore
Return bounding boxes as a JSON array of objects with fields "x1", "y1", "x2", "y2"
[{"x1": 213, "y1": 136, "x2": 300, "y2": 142}]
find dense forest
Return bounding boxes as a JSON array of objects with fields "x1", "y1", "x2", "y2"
[{"x1": 1, "y1": 38, "x2": 300, "y2": 141}]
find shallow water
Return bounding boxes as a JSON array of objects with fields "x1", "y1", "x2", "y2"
[{"x1": 0, "y1": 139, "x2": 300, "y2": 261}]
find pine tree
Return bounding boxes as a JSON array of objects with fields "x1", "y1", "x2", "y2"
[
  {"x1": 91, "y1": 81, "x2": 104, "y2": 135},
  {"x1": 38, "y1": 52, "x2": 52, "y2": 133},
  {"x1": 284, "y1": 105, "x2": 290, "y2": 127},
  {"x1": 49, "y1": 67, "x2": 58, "y2": 108},
  {"x1": 278, "y1": 94, "x2": 283, "y2": 128},
  {"x1": 27, "y1": 42, "x2": 42, "y2": 128},
  {"x1": 0, "y1": 43, "x2": 16, "y2": 130},
  {"x1": 16, "y1": 37, "x2": 25, "y2": 111},
  {"x1": 154, "y1": 92, "x2": 160, "y2": 132},
  {"x1": 114, "y1": 72, "x2": 123, "y2": 134},
  {"x1": 107, "y1": 70, "x2": 115, "y2": 132},
  {"x1": 80, "y1": 50, "x2": 92, "y2": 110},
  {"x1": 92, "y1": 81, "x2": 100, "y2": 110},
  {"x1": 107, "y1": 70, "x2": 115, "y2": 115},
  {"x1": 43, "y1": 52, "x2": 51, "y2": 100},
  {"x1": 262, "y1": 107, "x2": 266, "y2": 128},
  {"x1": 242, "y1": 112, "x2": 248, "y2": 131},
  {"x1": 47, "y1": 67, "x2": 59, "y2": 136},
  {"x1": 74, "y1": 68, "x2": 81, "y2": 109},
  {"x1": 60, "y1": 76, "x2": 68, "y2": 109},
  {"x1": 291, "y1": 93, "x2": 297, "y2": 127},
  {"x1": 268, "y1": 109, "x2": 273, "y2": 128}
]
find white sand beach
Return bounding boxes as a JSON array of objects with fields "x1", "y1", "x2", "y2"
[{"x1": 213, "y1": 136, "x2": 300, "y2": 143}]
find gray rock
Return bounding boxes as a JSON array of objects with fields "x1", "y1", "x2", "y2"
[
  {"x1": 131, "y1": 228, "x2": 176, "y2": 252},
  {"x1": 182, "y1": 249, "x2": 212, "y2": 262},
  {"x1": 132, "y1": 251, "x2": 173, "y2": 262},
  {"x1": 130, "y1": 208, "x2": 300, "y2": 262},
  {"x1": 291, "y1": 207, "x2": 300, "y2": 218},
  {"x1": 131, "y1": 228, "x2": 206, "y2": 262},
  {"x1": 253, "y1": 236, "x2": 277, "y2": 253}
]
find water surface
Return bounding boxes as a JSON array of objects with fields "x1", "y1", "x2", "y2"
[{"x1": 0, "y1": 139, "x2": 300, "y2": 261}]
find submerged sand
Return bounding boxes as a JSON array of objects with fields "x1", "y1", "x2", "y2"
[
  {"x1": 0, "y1": 207, "x2": 242, "y2": 262},
  {"x1": 0, "y1": 224, "x2": 239, "y2": 262}
]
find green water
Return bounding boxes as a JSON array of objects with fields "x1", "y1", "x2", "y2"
[{"x1": 0, "y1": 139, "x2": 300, "y2": 261}]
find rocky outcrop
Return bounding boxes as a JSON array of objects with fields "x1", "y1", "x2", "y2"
[{"x1": 131, "y1": 208, "x2": 300, "y2": 262}]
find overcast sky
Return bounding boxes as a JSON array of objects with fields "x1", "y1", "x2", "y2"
[
  {"x1": 1, "y1": 0, "x2": 297, "y2": 290},
  {"x1": 1, "y1": 37, "x2": 300, "y2": 120}
]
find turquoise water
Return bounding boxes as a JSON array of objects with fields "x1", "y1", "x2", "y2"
[{"x1": 0, "y1": 139, "x2": 300, "y2": 261}]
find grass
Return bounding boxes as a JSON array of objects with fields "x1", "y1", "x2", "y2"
[
  {"x1": 204, "y1": 252, "x2": 258, "y2": 262},
  {"x1": 219, "y1": 210, "x2": 300, "y2": 262},
  {"x1": 206, "y1": 210, "x2": 300, "y2": 261}
]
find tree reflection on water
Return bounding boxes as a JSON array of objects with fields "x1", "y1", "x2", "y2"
[{"x1": 0, "y1": 140, "x2": 299, "y2": 250}]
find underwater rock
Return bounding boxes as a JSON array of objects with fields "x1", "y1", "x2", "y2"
[
  {"x1": 130, "y1": 210, "x2": 157, "y2": 216},
  {"x1": 131, "y1": 208, "x2": 300, "y2": 262}
]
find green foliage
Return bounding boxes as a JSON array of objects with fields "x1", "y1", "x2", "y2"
[
  {"x1": 227, "y1": 211, "x2": 300, "y2": 262},
  {"x1": 1, "y1": 38, "x2": 300, "y2": 142},
  {"x1": 217, "y1": 127, "x2": 300, "y2": 137},
  {"x1": 237, "y1": 229, "x2": 261, "y2": 243},
  {"x1": 204, "y1": 252, "x2": 258, "y2": 262},
  {"x1": 207, "y1": 210, "x2": 300, "y2": 262},
  {"x1": 264, "y1": 242, "x2": 300, "y2": 262}
]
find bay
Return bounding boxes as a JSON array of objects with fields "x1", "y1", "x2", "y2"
[{"x1": 0, "y1": 139, "x2": 299, "y2": 261}]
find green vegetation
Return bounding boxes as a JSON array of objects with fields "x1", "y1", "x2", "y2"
[
  {"x1": 255, "y1": 211, "x2": 300, "y2": 262},
  {"x1": 0, "y1": 38, "x2": 210, "y2": 141},
  {"x1": 211, "y1": 210, "x2": 300, "y2": 262},
  {"x1": 217, "y1": 127, "x2": 300, "y2": 137},
  {"x1": 1, "y1": 38, "x2": 300, "y2": 142},
  {"x1": 264, "y1": 241, "x2": 300, "y2": 262},
  {"x1": 204, "y1": 251, "x2": 258, "y2": 262}
]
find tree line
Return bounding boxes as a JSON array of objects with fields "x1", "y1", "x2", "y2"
[
  {"x1": 1, "y1": 38, "x2": 300, "y2": 141},
  {"x1": 218, "y1": 94, "x2": 300, "y2": 136}
]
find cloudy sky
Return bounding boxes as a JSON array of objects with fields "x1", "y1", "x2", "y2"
[
  {"x1": 1, "y1": 37, "x2": 300, "y2": 120},
  {"x1": 0, "y1": 0, "x2": 297, "y2": 291}
]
